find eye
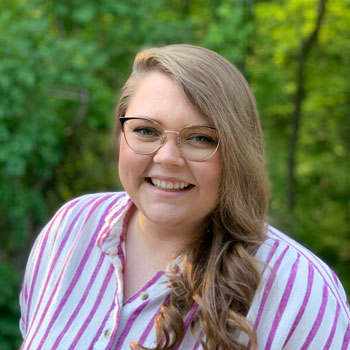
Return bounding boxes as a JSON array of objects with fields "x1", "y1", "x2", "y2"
[
  {"x1": 133, "y1": 126, "x2": 161, "y2": 138},
  {"x1": 186, "y1": 134, "x2": 216, "y2": 145}
]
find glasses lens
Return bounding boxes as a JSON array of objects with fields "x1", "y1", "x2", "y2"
[
  {"x1": 122, "y1": 118, "x2": 220, "y2": 161},
  {"x1": 123, "y1": 118, "x2": 162, "y2": 154},
  {"x1": 179, "y1": 126, "x2": 219, "y2": 161}
]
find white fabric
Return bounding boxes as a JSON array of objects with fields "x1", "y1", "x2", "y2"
[{"x1": 20, "y1": 192, "x2": 350, "y2": 350}]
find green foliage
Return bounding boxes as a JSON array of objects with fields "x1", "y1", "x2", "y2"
[
  {"x1": 0, "y1": 0, "x2": 348, "y2": 347},
  {"x1": 0, "y1": 262, "x2": 22, "y2": 350},
  {"x1": 252, "y1": 0, "x2": 350, "y2": 293}
]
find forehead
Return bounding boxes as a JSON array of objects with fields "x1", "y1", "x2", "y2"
[{"x1": 126, "y1": 72, "x2": 209, "y2": 127}]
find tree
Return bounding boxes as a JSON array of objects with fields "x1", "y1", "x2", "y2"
[{"x1": 1, "y1": 0, "x2": 348, "y2": 348}]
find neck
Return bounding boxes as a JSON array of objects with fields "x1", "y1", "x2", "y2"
[{"x1": 126, "y1": 206, "x2": 205, "y2": 267}]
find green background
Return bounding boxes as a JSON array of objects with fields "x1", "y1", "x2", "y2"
[{"x1": 0, "y1": 0, "x2": 349, "y2": 348}]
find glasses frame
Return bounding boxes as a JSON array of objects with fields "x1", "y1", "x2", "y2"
[{"x1": 119, "y1": 116, "x2": 220, "y2": 161}]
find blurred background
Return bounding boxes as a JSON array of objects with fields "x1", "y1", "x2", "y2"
[{"x1": 0, "y1": 0, "x2": 348, "y2": 348}]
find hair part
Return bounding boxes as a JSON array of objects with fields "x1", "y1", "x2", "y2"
[{"x1": 116, "y1": 44, "x2": 270, "y2": 350}]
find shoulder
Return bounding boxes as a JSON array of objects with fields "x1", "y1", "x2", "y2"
[
  {"x1": 255, "y1": 226, "x2": 348, "y2": 309},
  {"x1": 30, "y1": 192, "x2": 130, "y2": 255},
  {"x1": 21, "y1": 192, "x2": 130, "y2": 298},
  {"x1": 19, "y1": 192, "x2": 130, "y2": 338},
  {"x1": 50, "y1": 192, "x2": 128, "y2": 230},
  {"x1": 56, "y1": 191, "x2": 129, "y2": 221},
  {"x1": 250, "y1": 226, "x2": 350, "y2": 349},
  {"x1": 257, "y1": 226, "x2": 345, "y2": 297}
]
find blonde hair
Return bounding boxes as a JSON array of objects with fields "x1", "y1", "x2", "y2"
[{"x1": 116, "y1": 44, "x2": 270, "y2": 350}]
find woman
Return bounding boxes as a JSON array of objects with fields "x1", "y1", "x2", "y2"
[{"x1": 20, "y1": 45, "x2": 349, "y2": 350}]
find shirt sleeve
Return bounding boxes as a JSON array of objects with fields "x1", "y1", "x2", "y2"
[
  {"x1": 248, "y1": 232, "x2": 350, "y2": 350},
  {"x1": 19, "y1": 196, "x2": 83, "y2": 338},
  {"x1": 278, "y1": 258, "x2": 350, "y2": 350}
]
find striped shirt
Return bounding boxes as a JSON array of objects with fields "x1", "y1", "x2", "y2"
[{"x1": 20, "y1": 192, "x2": 350, "y2": 350}]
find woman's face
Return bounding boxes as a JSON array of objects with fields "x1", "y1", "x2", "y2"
[{"x1": 118, "y1": 72, "x2": 222, "y2": 235}]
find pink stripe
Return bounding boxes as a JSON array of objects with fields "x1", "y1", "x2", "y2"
[
  {"x1": 23, "y1": 280, "x2": 28, "y2": 303},
  {"x1": 264, "y1": 239, "x2": 280, "y2": 265},
  {"x1": 25, "y1": 200, "x2": 77, "y2": 328},
  {"x1": 52, "y1": 253, "x2": 106, "y2": 348},
  {"x1": 259, "y1": 239, "x2": 279, "y2": 275},
  {"x1": 124, "y1": 271, "x2": 164, "y2": 305},
  {"x1": 26, "y1": 194, "x2": 114, "y2": 349},
  {"x1": 193, "y1": 331, "x2": 204, "y2": 350},
  {"x1": 265, "y1": 254, "x2": 300, "y2": 350},
  {"x1": 300, "y1": 283, "x2": 328, "y2": 350},
  {"x1": 105, "y1": 204, "x2": 133, "y2": 350},
  {"x1": 269, "y1": 228, "x2": 349, "y2": 319},
  {"x1": 184, "y1": 303, "x2": 199, "y2": 331},
  {"x1": 138, "y1": 308, "x2": 160, "y2": 345},
  {"x1": 20, "y1": 278, "x2": 29, "y2": 333},
  {"x1": 21, "y1": 279, "x2": 29, "y2": 331},
  {"x1": 36, "y1": 194, "x2": 120, "y2": 349},
  {"x1": 88, "y1": 300, "x2": 116, "y2": 349},
  {"x1": 69, "y1": 264, "x2": 115, "y2": 348},
  {"x1": 342, "y1": 324, "x2": 350, "y2": 350},
  {"x1": 138, "y1": 295, "x2": 170, "y2": 345},
  {"x1": 95, "y1": 197, "x2": 130, "y2": 266},
  {"x1": 106, "y1": 280, "x2": 122, "y2": 349},
  {"x1": 117, "y1": 205, "x2": 131, "y2": 267},
  {"x1": 175, "y1": 303, "x2": 199, "y2": 350},
  {"x1": 324, "y1": 303, "x2": 340, "y2": 350},
  {"x1": 114, "y1": 300, "x2": 151, "y2": 349},
  {"x1": 284, "y1": 262, "x2": 314, "y2": 345},
  {"x1": 331, "y1": 269, "x2": 339, "y2": 287},
  {"x1": 25, "y1": 196, "x2": 100, "y2": 348},
  {"x1": 96, "y1": 195, "x2": 128, "y2": 248},
  {"x1": 254, "y1": 246, "x2": 289, "y2": 330}
]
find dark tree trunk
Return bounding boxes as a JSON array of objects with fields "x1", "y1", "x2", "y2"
[{"x1": 288, "y1": 0, "x2": 327, "y2": 210}]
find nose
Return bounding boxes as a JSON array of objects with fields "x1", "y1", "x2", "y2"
[{"x1": 152, "y1": 133, "x2": 185, "y2": 167}]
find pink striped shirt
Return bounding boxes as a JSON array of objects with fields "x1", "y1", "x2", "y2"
[{"x1": 20, "y1": 192, "x2": 350, "y2": 349}]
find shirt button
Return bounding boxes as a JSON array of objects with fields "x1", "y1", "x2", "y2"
[
  {"x1": 169, "y1": 262, "x2": 178, "y2": 273},
  {"x1": 104, "y1": 329, "x2": 111, "y2": 338},
  {"x1": 140, "y1": 291, "x2": 149, "y2": 300}
]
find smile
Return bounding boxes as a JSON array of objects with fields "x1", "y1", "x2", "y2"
[{"x1": 150, "y1": 178, "x2": 192, "y2": 191}]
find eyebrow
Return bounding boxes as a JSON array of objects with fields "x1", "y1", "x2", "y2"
[{"x1": 126, "y1": 115, "x2": 214, "y2": 128}]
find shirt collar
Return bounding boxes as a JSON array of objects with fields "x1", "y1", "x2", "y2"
[
  {"x1": 96, "y1": 192, "x2": 184, "y2": 276},
  {"x1": 96, "y1": 193, "x2": 133, "y2": 265}
]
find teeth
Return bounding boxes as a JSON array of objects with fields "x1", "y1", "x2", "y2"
[{"x1": 151, "y1": 178, "x2": 190, "y2": 191}]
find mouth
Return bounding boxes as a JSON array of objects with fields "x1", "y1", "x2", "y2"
[{"x1": 146, "y1": 177, "x2": 194, "y2": 192}]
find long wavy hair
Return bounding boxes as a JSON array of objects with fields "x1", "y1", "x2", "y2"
[{"x1": 115, "y1": 44, "x2": 270, "y2": 350}]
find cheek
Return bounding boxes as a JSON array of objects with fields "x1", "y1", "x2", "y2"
[
  {"x1": 118, "y1": 136, "x2": 128, "y2": 170},
  {"x1": 208, "y1": 168, "x2": 222, "y2": 198},
  {"x1": 118, "y1": 138, "x2": 134, "y2": 180},
  {"x1": 209, "y1": 159, "x2": 222, "y2": 201},
  {"x1": 195, "y1": 155, "x2": 222, "y2": 196},
  {"x1": 118, "y1": 137, "x2": 149, "y2": 181},
  {"x1": 207, "y1": 154, "x2": 222, "y2": 185}
]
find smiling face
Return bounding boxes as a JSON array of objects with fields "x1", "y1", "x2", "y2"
[{"x1": 118, "y1": 71, "x2": 222, "y2": 237}]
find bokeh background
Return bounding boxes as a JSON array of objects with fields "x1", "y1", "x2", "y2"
[{"x1": 0, "y1": 0, "x2": 349, "y2": 348}]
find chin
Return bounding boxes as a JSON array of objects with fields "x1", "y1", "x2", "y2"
[{"x1": 146, "y1": 209, "x2": 189, "y2": 227}]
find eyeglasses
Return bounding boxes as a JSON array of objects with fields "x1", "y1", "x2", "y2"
[{"x1": 119, "y1": 117, "x2": 220, "y2": 161}]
